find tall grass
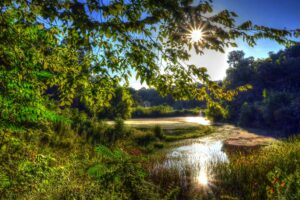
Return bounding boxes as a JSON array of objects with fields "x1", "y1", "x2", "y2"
[
  {"x1": 213, "y1": 136, "x2": 300, "y2": 199},
  {"x1": 146, "y1": 136, "x2": 300, "y2": 199}
]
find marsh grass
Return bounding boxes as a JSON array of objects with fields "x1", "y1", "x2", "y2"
[
  {"x1": 146, "y1": 136, "x2": 300, "y2": 199},
  {"x1": 213, "y1": 137, "x2": 300, "y2": 199},
  {"x1": 163, "y1": 126, "x2": 214, "y2": 142}
]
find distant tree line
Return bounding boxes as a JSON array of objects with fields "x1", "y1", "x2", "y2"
[
  {"x1": 98, "y1": 87, "x2": 205, "y2": 119},
  {"x1": 208, "y1": 44, "x2": 300, "y2": 135},
  {"x1": 129, "y1": 88, "x2": 205, "y2": 109}
]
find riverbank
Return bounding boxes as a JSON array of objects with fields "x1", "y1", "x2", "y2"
[
  {"x1": 145, "y1": 120, "x2": 299, "y2": 199},
  {"x1": 1, "y1": 116, "x2": 298, "y2": 199}
]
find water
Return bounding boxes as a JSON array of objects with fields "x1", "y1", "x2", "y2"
[
  {"x1": 184, "y1": 116, "x2": 211, "y2": 125},
  {"x1": 152, "y1": 137, "x2": 229, "y2": 187}
]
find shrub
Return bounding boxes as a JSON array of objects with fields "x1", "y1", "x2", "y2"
[
  {"x1": 133, "y1": 131, "x2": 156, "y2": 146},
  {"x1": 88, "y1": 145, "x2": 161, "y2": 199},
  {"x1": 153, "y1": 142, "x2": 164, "y2": 149},
  {"x1": 114, "y1": 117, "x2": 126, "y2": 138},
  {"x1": 153, "y1": 125, "x2": 165, "y2": 139},
  {"x1": 205, "y1": 103, "x2": 228, "y2": 122}
]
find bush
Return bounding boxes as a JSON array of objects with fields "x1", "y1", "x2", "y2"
[
  {"x1": 205, "y1": 103, "x2": 228, "y2": 122},
  {"x1": 153, "y1": 125, "x2": 165, "y2": 139},
  {"x1": 133, "y1": 131, "x2": 156, "y2": 146},
  {"x1": 88, "y1": 145, "x2": 161, "y2": 199},
  {"x1": 153, "y1": 142, "x2": 164, "y2": 149},
  {"x1": 132, "y1": 105, "x2": 173, "y2": 118}
]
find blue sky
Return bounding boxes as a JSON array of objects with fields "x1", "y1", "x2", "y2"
[
  {"x1": 214, "y1": 0, "x2": 300, "y2": 57},
  {"x1": 130, "y1": 0, "x2": 300, "y2": 88}
]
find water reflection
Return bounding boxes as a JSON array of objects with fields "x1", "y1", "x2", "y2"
[
  {"x1": 184, "y1": 116, "x2": 211, "y2": 125},
  {"x1": 153, "y1": 139, "x2": 228, "y2": 187},
  {"x1": 197, "y1": 169, "x2": 208, "y2": 185}
]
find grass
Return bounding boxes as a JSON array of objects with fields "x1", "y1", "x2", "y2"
[
  {"x1": 146, "y1": 134, "x2": 300, "y2": 200},
  {"x1": 163, "y1": 126, "x2": 214, "y2": 142},
  {"x1": 0, "y1": 118, "x2": 214, "y2": 199},
  {"x1": 3, "y1": 114, "x2": 297, "y2": 199},
  {"x1": 0, "y1": 129, "x2": 103, "y2": 199},
  {"x1": 118, "y1": 123, "x2": 215, "y2": 154},
  {"x1": 107, "y1": 117, "x2": 215, "y2": 153},
  {"x1": 213, "y1": 136, "x2": 300, "y2": 199}
]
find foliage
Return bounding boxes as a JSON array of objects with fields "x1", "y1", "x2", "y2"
[
  {"x1": 1, "y1": 0, "x2": 297, "y2": 129},
  {"x1": 69, "y1": 110, "x2": 111, "y2": 145},
  {"x1": 129, "y1": 87, "x2": 206, "y2": 109},
  {"x1": 69, "y1": 110, "x2": 130, "y2": 145},
  {"x1": 133, "y1": 105, "x2": 173, "y2": 118},
  {"x1": 109, "y1": 117, "x2": 130, "y2": 144},
  {"x1": 163, "y1": 126, "x2": 214, "y2": 142},
  {"x1": 149, "y1": 136, "x2": 300, "y2": 199},
  {"x1": 133, "y1": 105, "x2": 200, "y2": 118},
  {"x1": 238, "y1": 102, "x2": 260, "y2": 127},
  {"x1": 99, "y1": 86, "x2": 134, "y2": 119},
  {"x1": 212, "y1": 44, "x2": 300, "y2": 135},
  {"x1": 153, "y1": 125, "x2": 165, "y2": 139},
  {"x1": 266, "y1": 167, "x2": 300, "y2": 199},
  {"x1": 88, "y1": 145, "x2": 161, "y2": 199},
  {"x1": 1, "y1": 0, "x2": 299, "y2": 199},
  {"x1": 133, "y1": 130, "x2": 157, "y2": 147},
  {"x1": 205, "y1": 102, "x2": 228, "y2": 121},
  {"x1": 0, "y1": 13, "x2": 66, "y2": 127},
  {"x1": 214, "y1": 137, "x2": 300, "y2": 199}
]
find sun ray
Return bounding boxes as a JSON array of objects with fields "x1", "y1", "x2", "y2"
[{"x1": 185, "y1": 23, "x2": 208, "y2": 43}]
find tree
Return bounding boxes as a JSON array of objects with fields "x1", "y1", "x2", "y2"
[
  {"x1": 100, "y1": 86, "x2": 133, "y2": 119},
  {"x1": 220, "y1": 44, "x2": 300, "y2": 134},
  {"x1": 0, "y1": 0, "x2": 298, "y2": 127},
  {"x1": 227, "y1": 50, "x2": 245, "y2": 67}
]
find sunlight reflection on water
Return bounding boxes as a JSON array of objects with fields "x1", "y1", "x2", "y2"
[
  {"x1": 154, "y1": 139, "x2": 228, "y2": 187},
  {"x1": 184, "y1": 116, "x2": 211, "y2": 125}
]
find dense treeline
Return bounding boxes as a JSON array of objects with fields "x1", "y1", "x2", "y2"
[
  {"x1": 98, "y1": 88, "x2": 204, "y2": 119},
  {"x1": 129, "y1": 88, "x2": 205, "y2": 109},
  {"x1": 210, "y1": 44, "x2": 300, "y2": 135}
]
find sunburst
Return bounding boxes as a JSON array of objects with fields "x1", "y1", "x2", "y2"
[
  {"x1": 184, "y1": 21, "x2": 208, "y2": 43},
  {"x1": 189, "y1": 28, "x2": 204, "y2": 42}
]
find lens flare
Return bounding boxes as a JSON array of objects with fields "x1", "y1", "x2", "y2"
[
  {"x1": 190, "y1": 29, "x2": 203, "y2": 42},
  {"x1": 197, "y1": 170, "x2": 208, "y2": 185},
  {"x1": 186, "y1": 24, "x2": 207, "y2": 43}
]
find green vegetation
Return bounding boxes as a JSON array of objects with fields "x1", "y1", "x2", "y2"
[
  {"x1": 0, "y1": 111, "x2": 215, "y2": 199},
  {"x1": 129, "y1": 87, "x2": 206, "y2": 109},
  {"x1": 163, "y1": 126, "x2": 214, "y2": 142},
  {"x1": 207, "y1": 45, "x2": 300, "y2": 136},
  {"x1": 1, "y1": 0, "x2": 299, "y2": 199},
  {"x1": 215, "y1": 136, "x2": 300, "y2": 199},
  {"x1": 132, "y1": 105, "x2": 200, "y2": 118},
  {"x1": 148, "y1": 136, "x2": 300, "y2": 199}
]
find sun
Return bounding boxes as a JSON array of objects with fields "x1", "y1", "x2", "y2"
[
  {"x1": 185, "y1": 23, "x2": 207, "y2": 43},
  {"x1": 190, "y1": 29, "x2": 203, "y2": 42}
]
